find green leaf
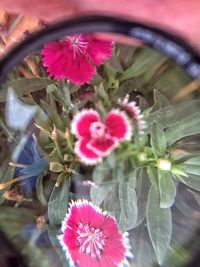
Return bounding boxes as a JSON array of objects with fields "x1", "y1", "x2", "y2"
[
  {"x1": 165, "y1": 112, "x2": 200, "y2": 145},
  {"x1": 36, "y1": 175, "x2": 47, "y2": 206},
  {"x1": 118, "y1": 175, "x2": 138, "y2": 231},
  {"x1": 90, "y1": 182, "x2": 115, "y2": 206},
  {"x1": 150, "y1": 122, "x2": 167, "y2": 158},
  {"x1": 146, "y1": 99, "x2": 200, "y2": 131},
  {"x1": 183, "y1": 156, "x2": 200, "y2": 175},
  {"x1": 0, "y1": 78, "x2": 53, "y2": 102},
  {"x1": 50, "y1": 162, "x2": 64, "y2": 173},
  {"x1": 119, "y1": 47, "x2": 165, "y2": 82},
  {"x1": 48, "y1": 176, "x2": 70, "y2": 225},
  {"x1": 175, "y1": 174, "x2": 200, "y2": 191},
  {"x1": 92, "y1": 160, "x2": 113, "y2": 183},
  {"x1": 151, "y1": 89, "x2": 170, "y2": 111},
  {"x1": 135, "y1": 168, "x2": 150, "y2": 227},
  {"x1": 158, "y1": 170, "x2": 176, "y2": 208},
  {"x1": 146, "y1": 184, "x2": 172, "y2": 264},
  {"x1": 0, "y1": 161, "x2": 15, "y2": 204}
]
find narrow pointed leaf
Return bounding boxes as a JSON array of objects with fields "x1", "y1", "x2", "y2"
[
  {"x1": 158, "y1": 170, "x2": 176, "y2": 208},
  {"x1": 118, "y1": 175, "x2": 138, "y2": 231},
  {"x1": 48, "y1": 176, "x2": 69, "y2": 225},
  {"x1": 150, "y1": 122, "x2": 167, "y2": 158},
  {"x1": 146, "y1": 184, "x2": 172, "y2": 264}
]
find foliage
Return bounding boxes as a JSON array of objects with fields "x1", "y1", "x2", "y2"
[{"x1": 0, "y1": 43, "x2": 200, "y2": 267}]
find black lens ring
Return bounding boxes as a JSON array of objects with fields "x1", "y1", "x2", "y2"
[{"x1": 0, "y1": 14, "x2": 200, "y2": 85}]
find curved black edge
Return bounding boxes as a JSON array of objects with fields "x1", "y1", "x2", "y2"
[{"x1": 0, "y1": 15, "x2": 200, "y2": 85}]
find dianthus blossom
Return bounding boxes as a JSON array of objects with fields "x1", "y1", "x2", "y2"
[
  {"x1": 41, "y1": 34, "x2": 113, "y2": 84},
  {"x1": 59, "y1": 200, "x2": 133, "y2": 267},
  {"x1": 71, "y1": 109, "x2": 132, "y2": 165},
  {"x1": 119, "y1": 96, "x2": 146, "y2": 134}
]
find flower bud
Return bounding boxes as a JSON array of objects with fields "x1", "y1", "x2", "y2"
[{"x1": 157, "y1": 158, "x2": 172, "y2": 171}]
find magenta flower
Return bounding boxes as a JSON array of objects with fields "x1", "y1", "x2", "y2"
[
  {"x1": 71, "y1": 109, "x2": 132, "y2": 165},
  {"x1": 119, "y1": 97, "x2": 146, "y2": 134},
  {"x1": 59, "y1": 200, "x2": 133, "y2": 267},
  {"x1": 41, "y1": 34, "x2": 113, "y2": 84}
]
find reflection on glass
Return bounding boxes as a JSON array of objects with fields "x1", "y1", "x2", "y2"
[{"x1": 0, "y1": 32, "x2": 200, "y2": 267}]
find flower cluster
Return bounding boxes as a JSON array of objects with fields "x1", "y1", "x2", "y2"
[
  {"x1": 71, "y1": 109, "x2": 132, "y2": 165},
  {"x1": 41, "y1": 34, "x2": 113, "y2": 84},
  {"x1": 59, "y1": 200, "x2": 133, "y2": 267}
]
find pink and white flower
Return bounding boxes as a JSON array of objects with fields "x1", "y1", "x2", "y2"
[
  {"x1": 41, "y1": 34, "x2": 113, "y2": 84},
  {"x1": 119, "y1": 96, "x2": 146, "y2": 134},
  {"x1": 71, "y1": 109, "x2": 132, "y2": 165},
  {"x1": 59, "y1": 200, "x2": 133, "y2": 267}
]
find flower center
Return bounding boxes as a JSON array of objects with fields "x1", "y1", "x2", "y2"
[
  {"x1": 90, "y1": 122, "x2": 106, "y2": 139},
  {"x1": 67, "y1": 35, "x2": 88, "y2": 57},
  {"x1": 77, "y1": 223, "x2": 106, "y2": 258}
]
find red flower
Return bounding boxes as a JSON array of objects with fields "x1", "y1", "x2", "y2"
[
  {"x1": 71, "y1": 109, "x2": 132, "y2": 165},
  {"x1": 41, "y1": 34, "x2": 113, "y2": 84},
  {"x1": 59, "y1": 200, "x2": 133, "y2": 267}
]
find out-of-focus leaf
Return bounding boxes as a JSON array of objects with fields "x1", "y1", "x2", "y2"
[
  {"x1": 36, "y1": 175, "x2": 47, "y2": 206},
  {"x1": 150, "y1": 122, "x2": 167, "y2": 158},
  {"x1": 21, "y1": 158, "x2": 49, "y2": 176},
  {"x1": 165, "y1": 112, "x2": 200, "y2": 145},
  {"x1": 135, "y1": 168, "x2": 150, "y2": 227},
  {"x1": 152, "y1": 89, "x2": 170, "y2": 111},
  {"x1": 158, "y1": 170, "x2": 176, "y2": 208},
  {"x1": 119, "y1": 48, "x2": 165, "y2": 82},
  {"x1": 90, "y1": 182, "x2": 115, "y2": 206},
  {"x1": 0, "y1": 207, "x2": 35, "y2": 237},
  {"x1": 40, "y1": 100, "x2": 63, "y2": 130},
  {"x1": 0, "y1": 78, "x2": 53, "y2": 102},
  {"x1": 0, "y1": 160, "x2": 15, "y2": 204},
  {"x1": 155, "y1": 65, "x2": 191, "y2": 100},
  {"x1": 48, "y1": 176, "x2": 69, "y2": 225},
  {"x1": 146, "y1": 99, "x2": 200, "y2": 131},
  {"x1": 48, "y1": 227, "x2": 70, "y2": 267},
  {"x1": 184, "y1": 159, "x2": 200, "y2": 176},
  {"x1": 146, "y1": 184, "x2": 172, "y2": 264},
  {"x1": 22, "y1": 245, "x2": 51, "y2": 267},
  {"x1": 118, "y1": 174, "x2": 138, "y2": 231},
  {"x1": 176, "y1": 174, "x2": 200, "y2": 191}
]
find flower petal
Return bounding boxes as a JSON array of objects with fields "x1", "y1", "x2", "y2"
[
  {"x1": 119, "y1": 99, "x2": 147, "y2": 134},
  {"x1": 85, "y1": 35, "x2": 113, "y2": 65},
  {"x1": 71, "y1": 109, "x2": 100, "y2": 138},
  {"x1": 75, "y1": 138, "x2": 102, "y2": 165},
  {"x1": 42, "y1": 40, "x2": 96, "y2": 84},
  {"x1": 105, "y1": 109, "x2": 132, "y2": 141},
  {"x1": 88, "y1": 135, "x2": 118, "y2": 156}
]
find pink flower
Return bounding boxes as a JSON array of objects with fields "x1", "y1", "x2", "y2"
[
  {"x1": 119, "y1": 96, "x2": 146, "y2": 134},
  {"x1": 71, "y1": 109, "x2": 132, "y2": 165},
  {"x1": 41, "y1": 34, "x2": 113, "y2": 84},
  {"x1": 59, "y1": 200, "x2": 133, "y2": 267}
]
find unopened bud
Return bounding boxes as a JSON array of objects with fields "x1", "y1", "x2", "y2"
[
  {"x1": 157, "y1": 158, "x2": 172, "y2": 171},
  {"x1": 138, "y1": 152, "x2": 147, "y2": 162}
]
